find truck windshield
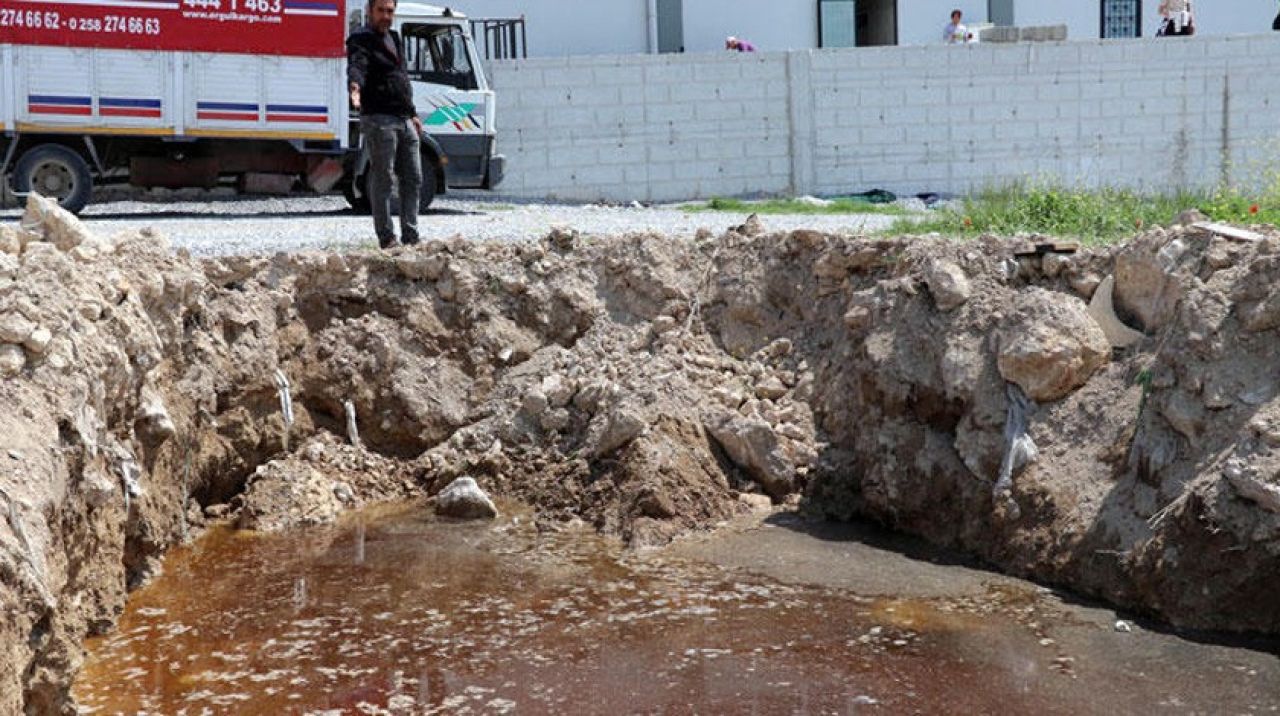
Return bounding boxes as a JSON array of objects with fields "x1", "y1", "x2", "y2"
[{"x1": 402, "y1": 24, "x2": 478, "y2": 91}]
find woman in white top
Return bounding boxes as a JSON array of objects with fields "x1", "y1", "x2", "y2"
[{"x1": 1157, "y1": 0, "x2": 1195, "y2": 36}]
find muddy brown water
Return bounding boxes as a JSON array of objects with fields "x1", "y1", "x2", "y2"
[{"x1": 75, "y1": 504, "x2": 1280, "y2": 715}]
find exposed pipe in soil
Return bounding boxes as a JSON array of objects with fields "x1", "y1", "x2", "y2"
[
  {"x1": 274, "y1": 369, "x2": 294, "y2": 452},
  {"x1": 344, "y1": 399, "x2": 361, "y2": 448}
]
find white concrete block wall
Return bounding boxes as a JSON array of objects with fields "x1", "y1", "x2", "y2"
[
  {"x1": 490, "y1": 51, "x2": 793, "y2": 202},
  {"x1": 488, "y1": 34, "x2": 1280, "y2": 202}
]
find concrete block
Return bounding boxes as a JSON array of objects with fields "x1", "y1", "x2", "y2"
[
  {"x1": 644, "y1": 63, "x2": 694, "y2": 84},
  {"x1": 993, "y1": 83, "x2": 1041, "y2": 104},
  {"x1": 1037, "y1": 82, "x2": 1081, "y2": 103},
  {"x1": 592, "y1": 65, "x2": 644, "y2": 86},
  {"x1": 518, "y1": 87, "x2": 571, "y2": 108},
  {"x1": 697, "y1": 141, "x2": 745, "y2": 161},
  {"x1": 642, "y1": 83, "x2": 671, "y2": 104},
  {"x1": 558, "y1": 106, "x2": 596, "y2": 128},
  {"x1": 695, "y1": 101, "x2": 750, "y2": 122},
  {"x1": 865, "y1": 126, "x2": 906, "y2": 144},
  {"x1": 567, "y1": 87, "x2": 621, "y2": 107},
  {"x1": 669, "y1": 82, "x2": 711, "y2": 103},
  {"x1": 711, "y1": 81, "x2": 769, "y2": 101},
  {"x1": 693, "y1": 61, "x2": 743, "y2": 82}
]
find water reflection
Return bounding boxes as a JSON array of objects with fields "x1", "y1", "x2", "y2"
[{"x1": 74, "y1": 502, "x2": 1280, "y2": 715}]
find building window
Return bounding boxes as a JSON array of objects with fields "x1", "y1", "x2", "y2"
[
  {"x1": 819, "y1": 0, "x2": 856, "y2": 48},
  {"x1": 821, "y1": 0, "x2": 895, "y2": 47},
  {"x1": 1100, "y1": 0, "x2": 1141, "y2": 38},
  {"x1": 988, "y1": 0, "x2": 1014, "y2": 27}
]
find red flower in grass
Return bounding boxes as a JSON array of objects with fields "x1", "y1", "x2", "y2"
[
  {"x1": 962, "y1": 216, "x2": 973, "y2": 228},
  {"x1": 1250, "y1": 203, "x2": 1260, "y2": 215}
]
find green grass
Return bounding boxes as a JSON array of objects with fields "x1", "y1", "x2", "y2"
[
  {"x1": 684, "y1": 196, "x2": 908, "y2": 215},
  {"x1": 884, "y1": 184, "x2": 1279, "y2": 244}
]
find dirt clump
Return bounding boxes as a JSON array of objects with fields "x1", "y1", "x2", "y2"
[{"x1": 2, "y1": 195, "x2": 1280, "y2": 712}]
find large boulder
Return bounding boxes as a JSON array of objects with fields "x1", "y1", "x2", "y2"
[
  {"x1": 583, "y1": 403, "x2": 646, "y2": 458},
  {"x1": 434, "y1": 476, "x2": 498, "y2": 519},
  {"x1": 21, "y1": 193, "x2": 91, "y2": 252},
  {"x1": 237, "y1": 464, "x2": 343, "y2": 532},
  {"x1": 924, "y1": 259, "x2": 971, "y2": 311},
  {"x1": 704, "y1": 413, "x2": 796, "y2": 499},
  {"x1": 1114, "y1": 235, "x2": 1186, "y2": 332},
  {"x1": 997, "y1": 288, "x2": 1110, "y2": 402}
]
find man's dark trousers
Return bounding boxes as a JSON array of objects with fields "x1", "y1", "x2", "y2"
[{"x1": 361, "y1": 114, "x2": 421, "y2": 247}]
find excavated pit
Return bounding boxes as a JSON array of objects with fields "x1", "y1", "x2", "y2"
[{"x1": 2, "y1": 197, "x2": 1280, "y2": 712}]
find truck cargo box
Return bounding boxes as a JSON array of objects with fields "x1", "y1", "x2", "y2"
[{"x1": 0, "y1": 0, "x2": 348, "y2": 146}]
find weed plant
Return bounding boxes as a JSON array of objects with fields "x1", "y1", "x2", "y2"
[{"x1": 886, "y1": 183, "x2": 1279, "y2": 244}]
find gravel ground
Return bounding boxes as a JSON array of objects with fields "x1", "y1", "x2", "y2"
[{"x1": 1, "y1": 192, "x2": 906, "y2": 256}]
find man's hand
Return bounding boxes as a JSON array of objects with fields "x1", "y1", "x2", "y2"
[
  {"x1": 349, "y1": 82, "x2": 361, "y2": 109},
  {"x1": 411, "y1": 115, "x2": 423, "y2": 136}
]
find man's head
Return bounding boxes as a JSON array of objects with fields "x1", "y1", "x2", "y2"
[
  {"x1": 725, "y1": 36, "x2": 740, "y2": 50},
  {"x1": 368, "y1": 0, "x2": 396, "y2": 33},
  {"x1": 951, "y1": 9, "x2": 962, "y2": 22}
]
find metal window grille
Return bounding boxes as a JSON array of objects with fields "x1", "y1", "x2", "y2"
[
  {"x1": 1101, "y1": 0, "x2": 1142, "y2": 38},
  {"x1": 469, "y1": 17, "x2": 527, "y2": 60}
]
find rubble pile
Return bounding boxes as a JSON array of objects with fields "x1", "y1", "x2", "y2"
[{"x1": 2, "y1": 194, "x2": 1279, "y2": 711}]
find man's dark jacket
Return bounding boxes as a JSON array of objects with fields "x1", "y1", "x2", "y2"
[{"x1": 346, "y1": 27, "x2": 415, "y2": 118}]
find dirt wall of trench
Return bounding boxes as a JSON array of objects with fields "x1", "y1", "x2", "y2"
[{"x1": 1, "y1": 197, "x2": 1279, "y2": 713}]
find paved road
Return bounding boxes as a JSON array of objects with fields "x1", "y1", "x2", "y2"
[{"x1": 2, "y1": 193, "x2": 903, "y2": 256}]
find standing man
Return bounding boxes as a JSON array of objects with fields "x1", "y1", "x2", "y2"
[
  {"x1": 347, "y1": 0, "x2": 422, "y2": 248},
  {"x1": 943, "y1": 9, "x2": 969, "y2": 43}
]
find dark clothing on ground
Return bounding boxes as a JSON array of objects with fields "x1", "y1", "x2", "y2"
[{"x1": 347, "y1": 26, "x2": 415, "y2": 118}]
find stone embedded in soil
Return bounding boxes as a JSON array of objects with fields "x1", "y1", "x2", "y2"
[
  {"x1": 738, "y1": 492, "x2": 773, "y2": 512},
  {"x1": 22, "y1": 193, "x2": 92, "y2": 251},
  {"x1": 237, "y1": 464, "x2": 344, "y2": 532},
  {"x1": 754, "y1": 375, "x2": 788, "y2": 400},
  {"x1": 22, "y1": 327, "x2": 52, "y2": 356},
  {"x1": 584, "y1": 405, "x2": 646, "y2": 457},
  {"x1": 434, "y1": 476, "x2": 498, "y2": 519},
  {"x1": 1114, "y1": 235, "x2": 1186, "y2": 332},
  {"x1": 0, "y1": 313, "x2": 36, "y2": 345},
  {"x1": 997, "y1": 288, "x2": 1110, "y2": 402},
  {"x1": 0, "y1": 226, "x2": 21, "y2": 255},
  {"x1": 924, "y1": 259, "x2": 971, "y2": 311},
  {"x1": 705, "y1": 413, "x2": 796, "y2": 500},
  {"x1": 1227, "y1": 473, "x2": 1280, "y2": 513},
  {"x1": 0, "y1": 344, "x2": 24, "y2": 376}
]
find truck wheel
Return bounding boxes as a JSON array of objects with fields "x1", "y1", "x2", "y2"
[
  {"x1": 341, "y1": 174, "x2": 371, "y2": 213},
  {"x1": 419, "y1": 161, "x2": 437, "y2": 211},
  {"x1": 342, "y1": 162, "x2": 436, "y2": 214},
  {"x1": 12, "y1": 144, "x2": 93, "y2": 214}
]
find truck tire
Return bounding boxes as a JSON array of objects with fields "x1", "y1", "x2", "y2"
[
  {"x1": 342, "y1": 161, "x2": 436, "y2": 214},
  {"x1": 12, "y1": 144, "x2": 93, "y2": 214},
  {"x1": 419, "y1": 160, "x2": 437, "y2": 211},
  {"x1": 341, "y1": 175, "x2": 370, "y2": 213}
]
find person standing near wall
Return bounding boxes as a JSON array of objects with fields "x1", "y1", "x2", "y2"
[
  {"x1": 347, "y1": 0, "x2": 423, "y2": 249},
  {"x1": 1157, "y1": 0, "x2": 1196, "y2": 36},
  {"x1": 725, "y1": 36, "x2": 757, "y2": 52},
  {"x1": 943, "y1": 10, "x2": 970, "y2": 44}
]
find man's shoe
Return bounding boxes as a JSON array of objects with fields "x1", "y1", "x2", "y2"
[
  {"x1": 401, "y1": 236, "x2": 420, "y2": 246},
  {"x1": 378, "y1": 236, "x2": 398, "y2": 249}
]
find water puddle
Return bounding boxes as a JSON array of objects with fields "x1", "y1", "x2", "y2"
[{"x1": 75, "y1": 502, "x2": 1280, "y2": 714}]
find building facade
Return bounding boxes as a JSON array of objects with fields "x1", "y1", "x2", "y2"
[{"x1": 458, "y1": 0, "x2": 1277, "y2": 57}]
